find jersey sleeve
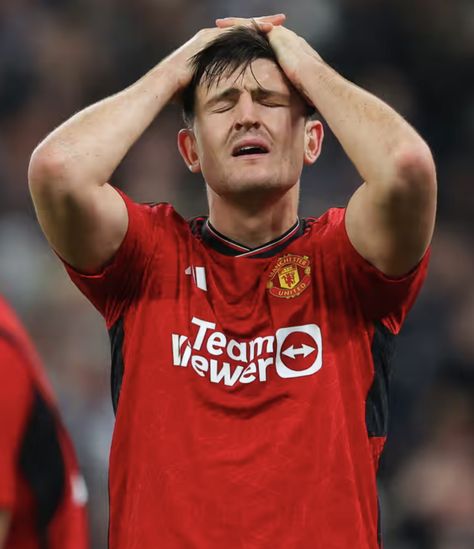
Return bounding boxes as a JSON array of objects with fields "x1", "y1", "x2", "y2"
[
  {"x1": 0, "y1": 339, "x2": 32, "y2": 509},
  {"x1": 323, "y1": 208, "x2": 430, "y2": 333},
  {"x1": 61, "y1": 189, "x2": 171, "y2": 328}
]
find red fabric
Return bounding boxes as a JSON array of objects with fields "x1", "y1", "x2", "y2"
[
  {"x1": 0, "y1": 297, "x2": 89, "y2": 549},
  {"x1": 64, "y1": 190, "x2": 429, "y2": 549},
  {"x1": 0, "y1": 341, "x2": 31, "y2": 509}
]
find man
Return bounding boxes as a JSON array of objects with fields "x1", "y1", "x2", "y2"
[
  {"x1": 0, "y1": 295, "x2": 89, "y2": 548},
  {"x1": 28, "y1": 13, "x2": 436, "y2": 549}
]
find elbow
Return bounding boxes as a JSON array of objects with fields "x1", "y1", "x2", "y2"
[
  {"x1": 28, "y1": 144, "x2": 69, "y2": 196},
  {"x1": 393, "y1": 141, "x2": 437, "y2": 190}
]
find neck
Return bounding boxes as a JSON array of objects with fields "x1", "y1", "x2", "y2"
[{"x1": 207, "y1": 184, "x2": 300, "y2": 249}]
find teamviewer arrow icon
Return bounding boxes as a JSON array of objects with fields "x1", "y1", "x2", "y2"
[
  {"x1": 282, "y1": 344, "x2": 315, "y2": 359},
  {"x1": 275, "y1": 324, "x2": 322, "y2": 379}
]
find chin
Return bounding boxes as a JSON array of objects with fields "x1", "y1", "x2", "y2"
[
  {"x1": 222, "y1": 177, "x2": 296, "y2": 201},
  {"x1": 205, "y1": 165, "x2": 297, "y2": 199}
]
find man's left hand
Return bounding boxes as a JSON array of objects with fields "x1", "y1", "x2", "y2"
[{"x1": 215, "y1": 16, "x2": 322, "y2": 98}]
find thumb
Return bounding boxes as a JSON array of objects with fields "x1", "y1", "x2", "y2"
[{"x1": 258, "y1": 21, "x2": 274, "y2": 33}]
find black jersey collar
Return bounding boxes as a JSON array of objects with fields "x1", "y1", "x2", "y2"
[{"x1": 200, "y1": 218, "x2": 305, "y2": 258}]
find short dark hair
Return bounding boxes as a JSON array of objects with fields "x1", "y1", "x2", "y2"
[{"x1": 181, "y1": 26, "x2": 315, "y2": 126}]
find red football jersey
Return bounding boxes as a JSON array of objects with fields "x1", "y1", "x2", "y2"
[
  {"x1": 0, "y1": 297, "x2": 89, "y2": 549},
  {"x1": 64, "y1": 189, "x2": 429, "y2": 549}
]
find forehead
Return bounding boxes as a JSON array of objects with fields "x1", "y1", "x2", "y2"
[{"x1": 196, "y1": 58, "x2": 293, "y2": 103}]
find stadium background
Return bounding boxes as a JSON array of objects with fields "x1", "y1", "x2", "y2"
[{"x1": 0, "y1": 0, "x2": 472, "y2": 547}]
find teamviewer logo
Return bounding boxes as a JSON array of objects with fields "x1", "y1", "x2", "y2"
[{"x1": 275, "y1": 324, "x2": 322, "y2": 378}]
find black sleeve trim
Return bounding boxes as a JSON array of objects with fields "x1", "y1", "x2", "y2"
[
  {"x1": 109, "y1": 317, "x2": 125, "y2": 415},
  {"x1": 366, "y1": 321, "x2": 397, "y2": 437}
]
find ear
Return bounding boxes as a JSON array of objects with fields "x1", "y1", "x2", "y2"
[
  {"x1": 303, "y1": 119, "x2": 324, "y2": 165},
  {"x1": 177, "y1": 128, "x2": 201, "y2": 173}
]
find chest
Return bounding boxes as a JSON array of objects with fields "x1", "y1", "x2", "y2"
[{"x1": 126, "y1": 241, "x2": 366, "y2": 394}]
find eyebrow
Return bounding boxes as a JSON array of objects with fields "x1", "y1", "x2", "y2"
[
  {"x1": 203, "y1": 87, "x2": 291, "y2": 109},
  {"x1": 204, "y1": 88, "x2": 241, "y2": 109}
]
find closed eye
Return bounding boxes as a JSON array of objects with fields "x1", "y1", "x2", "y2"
[
  {"x1": 261, "y1": 101, "x2": 286, "y2": 108},
  {"x1": 212, "y1": 104, "x2": 234, "y2": 113}
]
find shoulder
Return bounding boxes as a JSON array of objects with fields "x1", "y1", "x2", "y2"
[
  {"x1": 306, "y1": 207, "x2": 345, "y2": 227},
  {"x1": 0, "y1": 296, "x2": 17, "y2": 333},
  {"x1": 117, "y1": 190, "x2": 191, "y2": 237},
  {"x1": 0, "y1": 304, "x2": 34, "y2": 410},
  {"x1": 304, "y1": 207, "x2": 347, "y2": 240},
  {"x1": 0, "y1": 297, "x2": 28, "y2": 350},
  {"x1": 0, "y1": 296, "x2": 54, "y2": 397}
]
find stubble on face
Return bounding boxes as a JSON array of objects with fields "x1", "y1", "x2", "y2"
[{"x1": 192, "y1": 58, "x2": 308, "y2": 201}]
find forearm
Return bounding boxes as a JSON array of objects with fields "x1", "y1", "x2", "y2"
[
  {"x1": 29, "y1": 58, "x2": 180, "y2": 188},
  {"x1": 296, "y1": 55, "x2": 434, "y2": 186}
]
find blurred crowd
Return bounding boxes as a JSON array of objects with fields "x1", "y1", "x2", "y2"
[{"x1": 1, "y1": 0, "x2": 473, "y2": 547}]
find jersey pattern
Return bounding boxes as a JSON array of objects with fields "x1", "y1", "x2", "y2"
[
  {"x1": 63, "y1": 189, "x2": 429, "y2": 549},
  {"x1": 0, "y1": 297, "x2": 89, "y2": 549}
]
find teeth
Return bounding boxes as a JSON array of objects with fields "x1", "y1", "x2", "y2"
[{"x1": 235, "y1": 146, "x2": 266, "y2": 156}]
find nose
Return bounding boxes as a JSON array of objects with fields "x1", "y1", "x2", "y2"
[{"x1": 234, "y1": 93, "x2": 260, "y2": 131}]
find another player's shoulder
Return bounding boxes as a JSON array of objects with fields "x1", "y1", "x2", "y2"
[
  {"x1": 0, "y1": 296, "x2": 33, "y2": 376},
  {"x1": 0, "y1": 296, "x2": 55, "y2": 399},
  {"x1": 0, "y1": 296, "x2": 23, "y2": 340}
]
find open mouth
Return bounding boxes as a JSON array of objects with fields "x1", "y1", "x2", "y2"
[{"x1": 232, "y1": 144, "x2": 270, "y2": 157}]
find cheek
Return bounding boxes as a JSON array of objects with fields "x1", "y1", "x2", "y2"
[
  {"x1": 201, "y1": 143, "x2": 218, "y2": 166},
  {"x1": 275, "y1": 119, "x2": 306, "y2": 164},
  {"x1": 273, "y1": 110, "x2": 304, "y2": 143},
  {"x1": 196, "y1": 125, "x2": 227, "y2": 167}
]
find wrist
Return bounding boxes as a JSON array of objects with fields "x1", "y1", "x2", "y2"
[
  {"x1": 268, "y1": 30, "x2": 322, "y2": 83},
  {"x1": 127, "y1": 61, "x2": 182, "y2": 114},
  {"x1": 158, "y1": 54, "x2": 189, "y2": 91}
]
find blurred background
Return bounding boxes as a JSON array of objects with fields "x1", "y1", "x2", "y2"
[{"x1": 1, "y1": 0, "x2": 473, "y2": 547}]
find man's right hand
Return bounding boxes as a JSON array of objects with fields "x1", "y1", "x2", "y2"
[
  {"x1": 28, "y1": 16, "x2": 285, "y2": 275},
  {"x1": 165, "y1": 28, "x2": 225, "y2": 92},
  {"x1": 165, "y1": 14, "x2": 286, "y2": 92},
  {"x1": 28, "y1": 28, "x2": 232, "y2": 275}
]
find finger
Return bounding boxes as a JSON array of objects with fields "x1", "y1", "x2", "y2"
[
  {"x1": 217, "y1": 13, "x2": 285, "y2": 22},
  {"x1": 215, "y1": 19, "x2": 279, "y2": 31},
  {"x1": 215, "y1": 19, "x2": 241, "y2": 28},
  {"x1": 216, "y1": 13, "x2": 286, "y2": 26},
  {"x1": 258, "y1": 13, "x2": 286, "y2": 20},
  {"x1": 215, "y1": 20, "x2": 275, "y2": 34},
  {"x1": 255, "y1": 21, "x2": 274, "y2": 33},
  {"x1": 216, "y1": 14, "x2": 285, "y2": 27},
  {"x1": 217, "y1": 19, "x2": 275, "y2": 34}
]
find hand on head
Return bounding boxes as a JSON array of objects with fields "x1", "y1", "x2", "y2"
[{"x1": 215, "y1": 14, "x2": 286, "y2": 33}]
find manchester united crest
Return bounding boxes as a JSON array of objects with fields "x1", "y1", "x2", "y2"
[{"x1": 267, "y1": 254, "x2": 311, "y2": 299}]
